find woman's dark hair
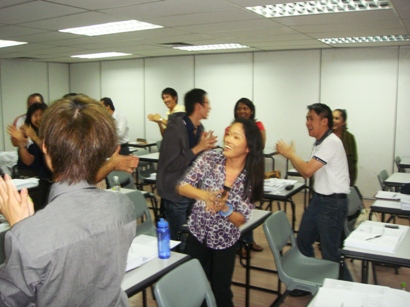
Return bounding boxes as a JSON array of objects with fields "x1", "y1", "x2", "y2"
[
  {"x1": 234, "y1": 98, "x2": 255, "y2": 120},
  {"x1": 232, "y1": 118, "x2": 264, "y2": 203},
  {"x1": 24, "y1": 102, "x2": 48, "y2": 133}
]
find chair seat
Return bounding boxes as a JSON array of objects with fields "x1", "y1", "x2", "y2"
[{"x1": 282, "y1": 248, "x2": 339, "y2": 293}]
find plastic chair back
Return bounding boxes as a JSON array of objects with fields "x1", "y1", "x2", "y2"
[
  {"x1": 154, "y1": 259, "x2": 216, "y2": 307},
  {"x1": 264, "y1": 211, "x2": 339, "y2": 296},
  {"x1": 345, "y1": 186, "x2": 365, "y2": 236},
  {"x1": 106, "y1": 171, "x2": 135, "y2": 189},
  {"x1": 395, "y1": 156, "x2": 402, "y2": 172},
  {"x1": 377, "y1": 170, "x2": 389, "y2": 191},
  {"x1": 125, "y1": 190, "x2": 156, "y2": 237}
]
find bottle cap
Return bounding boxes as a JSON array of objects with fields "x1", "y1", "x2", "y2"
[
  {"x1": 158, "y1": 218, "x2": 168, "y2": 228},
  {"x1": 401, "y1": 281, "x2": 407, "y2": 288}
]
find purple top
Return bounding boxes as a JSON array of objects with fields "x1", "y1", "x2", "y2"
[{"x1": 179, "y1": 150, "x2": 253, "y2": 249}]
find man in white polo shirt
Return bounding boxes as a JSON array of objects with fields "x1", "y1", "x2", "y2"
[{"x1": 276, "y1": 103, "x2": 351, "y2": 282}]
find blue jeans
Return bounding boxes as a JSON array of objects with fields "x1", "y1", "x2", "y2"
[
  {"x1": 163, "y1": 197, "x2": 194, "y2": 241},
  {"x1": 297, "y1": 192, "x2": 352, "y2": 280}
]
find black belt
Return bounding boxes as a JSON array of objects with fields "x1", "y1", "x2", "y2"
[{"x1": 315, "y1": 192, "x2": 347, "y2": 199}]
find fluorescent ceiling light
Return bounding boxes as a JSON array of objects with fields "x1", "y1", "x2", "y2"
[
  {"x1": 173, "y1": 43, "x2": 249, "y2": 51},
  {"x1": 60, "y1": 20, "x2": 163, "y2": 36},
  {"x1": 319, "y1": 35, "x2": 409, "y2": 44},
  {"x1": 247, "y1": 0, "x2": 390, "y2": 18},
  {"x1": 71, "y1": 52, "x2": 132, "y2": 59},
  {"x1": 0, "y1": 39, "x2": 27, "y2": 48}
]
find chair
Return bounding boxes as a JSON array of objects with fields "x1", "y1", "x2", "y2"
[
  {"x1": 395, "y1": 156, "x2": 403, "y2": 172},
  {"x1": 154, "y1": 259, "x2": 217, "y2": 307},
  {"x1": 377, "y1": 169, "x2": 390, "y2": 191},
  {"x1": 106, "y1": 170, "x2": 135, "y2": 189},
  {"x1": 263, "y1": 210, "x2": 339, "y2": 306},
  {"x1": 125, "y1": 189, "x2": 156, "y2": 237},
  {"x1": 134, "y1": 149, "x2": 157, "y2": 191},
  {"x1": 344, "y1": 186, "x2": 365, "y2": 237}
]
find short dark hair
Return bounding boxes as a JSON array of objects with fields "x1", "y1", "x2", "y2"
[
  {"x1": 27, "y1": 93, "x2": 44, "y2": 105},
  {"x1": 230, "y1": 118, "x2": 264, "y2": 203},
  {"x1": 25, "y1": 102, "x2": 48, "y2": 133},
  {"x1": 184, "y1": 88, "x2": 207, "y2": 116},
  {"x1": 161, "y1": 88, "x2": 178, "y2": 103},
  {"x1": 234, "y1": 98, "x2": 255, "y2": 120},
  {"x1": 308, "y1": 103, "x2": 333, "y2": 129},
  {"x1": 39, "y1": 95, "x2": 117, "y2": 184},
  {"x1": 100, "y1": 97, "x2": 115, "y2": 111}
]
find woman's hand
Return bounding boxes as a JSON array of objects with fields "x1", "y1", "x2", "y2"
[
  {"x1": 21, "y1": 124, "x2": 36, "y2": 140},
  {"x1": 7, "y1": 124, "x2": 27, "y2": 147},
  {"x1": 0, "y1": 174, "x2": 34, "y2": 227}
]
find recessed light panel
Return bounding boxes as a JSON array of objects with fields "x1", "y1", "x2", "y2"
[
  {"x1": 60, "y1": 20, "x2": 163, "y2": 36},
  {"x1": 71, "y1": 52, "x2": 132, "y2": 59},
  {"x1": 319, "y1": 35, "x2": 409, "y2": 44},
  {"x1": 247, "y1": 0, "x2": 390, "y2": 18},
  {"x1": 173, "y1": 43, "x2": 249, "y2": 51},
  {"x1": 0, "y1": 39, "x2": 27, "y2": 48}
]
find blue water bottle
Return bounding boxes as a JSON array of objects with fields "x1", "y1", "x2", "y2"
[{"x1": 157, "y1": 218, "x2": 170, "y2": 259}]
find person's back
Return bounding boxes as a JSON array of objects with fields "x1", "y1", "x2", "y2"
[
  {"x1": 0, "y1": 95, "x2": 136, "y2": 306},
  {"x1": 2, "y1": 183, "x2": 135, "y2": 306}
]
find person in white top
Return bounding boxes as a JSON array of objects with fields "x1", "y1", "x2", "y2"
[
  {"x1": 147, "y1": 87, "x2": 185, "y2": 137},
  {"x1": 100, "y1": 97, "x2": 130, "y2": 155},
  {"x1": 276, "y1": 103, "x2": 352, "y2": 284},
  {"x1": 11, "y1": 93, "x2": 45, "y2": 147}
]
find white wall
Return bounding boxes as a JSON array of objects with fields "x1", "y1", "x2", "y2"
[
  {"x1": 1, "y1": 46, "x2": 409, "y2": 197},
  {"x1": 0, "y1": 59, "x2": 69, "y2": 151}
]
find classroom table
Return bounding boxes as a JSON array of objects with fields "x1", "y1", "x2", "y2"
[
  {"x1": 262, "y1": 182, "x2": 306, "y2": 231},
  {"x1": 232, "y1": 209, "x2": 273, "y2": 307},
  {"x1": 137, "y1": 152, "x2": 160, "y2": 163},
  {"x1": 121, "y1": 252, "x2": 190, "y2": 298},
  {"x1": 128, "y1": 141, "x2": 158, "y2": 153},
  {"x1": 399, "y1": 157, "x2": 410, "y2": 171},
  {"x1": 370, "y1": 199, "x2": 410, "y2": 222},
  {"x1": 263, "y1": 148, "x2": 278, "y2": 171},
  {"x1": 341, "y1": 222, "x2": 410, "y2": 283},
  {"x1": 384, "y1": 172, "x2": 410, "y2": 190}
]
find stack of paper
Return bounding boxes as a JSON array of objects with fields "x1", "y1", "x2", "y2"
[
  {"x1": 12, "y1": 178, "x2": 39, "y2": 190},
  {"x1": 310, "y1": 278, "x2": 410, "y2": 307},
  {"x1": 375, "y1": 191, "x2": 401, "y2": 201},
  {"x1": 264, "y1": 178, "x2": 297, "y2": 193},
  {"x1": 400, "y1": 194, "x2": 410, "y2": 211},
  {"x1": 126, "y1": 234, "x2": 180, "y2": 272},
  {"x1": 343, "y1": 221, "x2": 408, "y2": 254}
]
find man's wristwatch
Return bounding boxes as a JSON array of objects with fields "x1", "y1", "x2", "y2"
[{"x1": 159, "y1": 118, "x2": 163, "y2": 123}]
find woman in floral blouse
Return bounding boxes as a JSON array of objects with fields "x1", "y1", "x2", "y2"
[{"x1": 178, "y1": 118, "x2": 264, "y2": 307}]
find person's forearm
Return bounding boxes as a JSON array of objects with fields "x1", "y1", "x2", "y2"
[
  {"x1": 287, "y1": 153, "x2": 313, "y2": 179},
  {"x1": 95, "y1": 161, "x2": 112, "y2": 183},
  {"x1": 177, "y1": 184, "x2": 207, "y2": 200},
  {"x1": 18, "y1": 146, "x2": 34, "y2": 166}
]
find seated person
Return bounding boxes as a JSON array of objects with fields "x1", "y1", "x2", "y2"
[
  {"x1": 0, "y1": 95, "x2": 136, "y2": 306},
  {"x1": 7, "y1": 102, "x2": 52, "y2": 211}
]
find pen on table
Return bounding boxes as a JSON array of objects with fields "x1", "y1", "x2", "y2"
[{"x1": 366, "y1": 235, "x2": 382, "y2": 241}]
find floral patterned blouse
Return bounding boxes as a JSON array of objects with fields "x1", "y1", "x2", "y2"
[{"x1": 179, "y1": 150, "x2": 253, "y2": 250}]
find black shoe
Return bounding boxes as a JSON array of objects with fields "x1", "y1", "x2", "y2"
[{"x1": 289, "y1": 289, "x2": 310, "y2": 297}]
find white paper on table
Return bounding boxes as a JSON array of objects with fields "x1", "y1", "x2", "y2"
[
  {"x1": 126, "y1": 234, "x2": 180, "y2": 271},
  {"x1": 375, "y1": 191, "x2": 401, "y2": 200},
  {"x1": 343, "y1": 221, "x2": 408, "y2": 254},
  {"x1": 263, "y1": 178, "x2": 297, "y2": 193}
]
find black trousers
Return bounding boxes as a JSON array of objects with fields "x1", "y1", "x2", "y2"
[{"x1": 185, "y1": 234, "x2": 238, "y2": 307}]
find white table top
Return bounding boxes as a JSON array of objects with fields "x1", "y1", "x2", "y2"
[
  {"x1": 137, "y1": 152, "x2": 160, "y2": 162},
  {"x1": 385, "y1": 172, "x2": 410, "y2": 186},
  {"x1": 342, "y1": 221, "x2": 410, "y2": 267},
  {"x1": 399, "y1": 157, "x2": 410, "y2": 168},
  {"x1": 121, "y1": 251, "x2": 189, "y2": 296}
]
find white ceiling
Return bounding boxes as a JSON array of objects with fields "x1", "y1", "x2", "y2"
[{"x1": 0, "y1": 0, "x2": 409, "y2": 63}]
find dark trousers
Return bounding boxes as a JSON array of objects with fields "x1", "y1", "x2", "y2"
[{"x1": 185, "y1": 234, "x2": 238, "y2": 307}]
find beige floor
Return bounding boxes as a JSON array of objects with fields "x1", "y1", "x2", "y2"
[{"x1": 128, "y1": 192, "x2": 410, "y2": 307}]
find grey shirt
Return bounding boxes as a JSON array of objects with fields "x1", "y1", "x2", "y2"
[{"x1": 0, "y1": 181, "x2": 136, "y2": 307}]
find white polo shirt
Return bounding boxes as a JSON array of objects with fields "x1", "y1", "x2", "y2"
[{"x1": 311, "y1": 132, "x2": 350, "y2": 195}]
